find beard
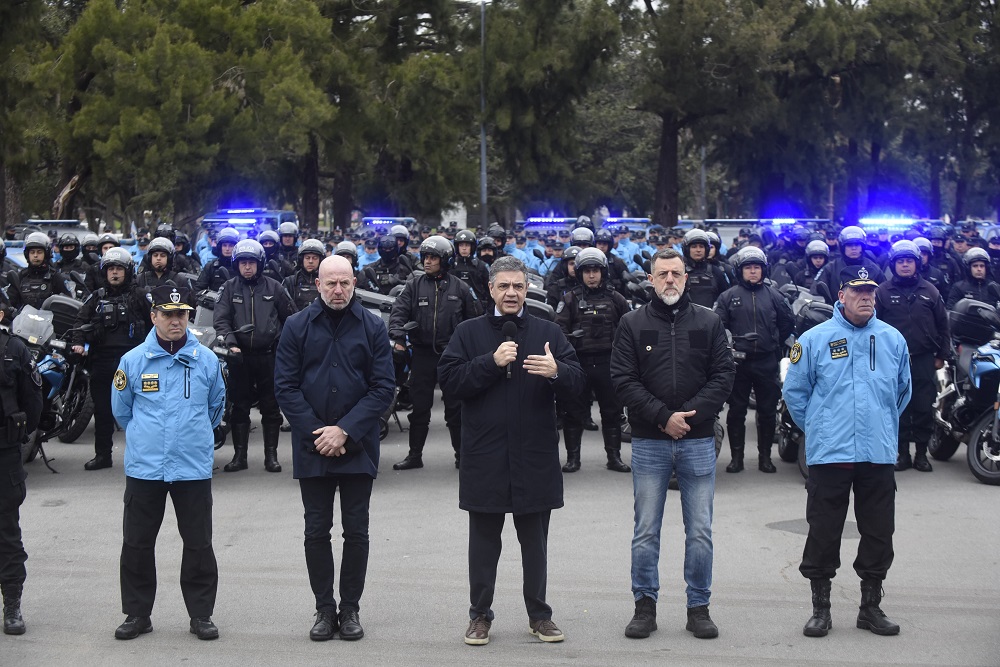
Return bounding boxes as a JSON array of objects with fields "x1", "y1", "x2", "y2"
[
  {"x1": 321, "y1": 292, "x2": 350, "y2": 310},
  {"x1": 658, "y1": 289, "x2": 681, "y2": 306}
]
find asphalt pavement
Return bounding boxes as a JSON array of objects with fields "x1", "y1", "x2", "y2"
[{"x1": 4, "y1": 406, "x2": 1000, "y2": 667}]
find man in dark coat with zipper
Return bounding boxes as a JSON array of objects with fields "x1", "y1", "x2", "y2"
[
  {"x1": 274, "y1": 255, "x2": 394, "y2": 643},
  {"x1": 438, "y1": 255, "x2": 585, "y2": 648}
]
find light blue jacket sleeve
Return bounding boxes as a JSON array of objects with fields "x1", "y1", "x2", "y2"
[
  {"x1": 781, "y1": 338, "x2": 814, "y2": 430},
  {"x1": 207, "y1": 358, "x2": 226, "y2": 429},
  {"x1": 111, "y1": 356, "x2": 135, "y2": 431},
  {"x1": 895, "y1": 337, "x2": 913, "y2": 416}
]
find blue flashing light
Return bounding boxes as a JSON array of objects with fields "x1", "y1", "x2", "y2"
[
  {"x1": 858, "y1": 216, "x2": 915, "y2": 233},
  {"x1": 224, "y1": 208, "x2": 264, "y2": 214},
  {"x1": 771, "y1": 218, "x2": 797, "y2": 227},
  {"x1": 604, "y1": 217, "x2": 652, "y2": 224},
  {"x1": 526, "y1": 217, "x2": 574, "y2": 224},
  {"x1": 361, "y1": 217, "x2": 416, "y2": 226},
  {"x1": 227, "y1": 218, "x2": 258, "y2": 226}
]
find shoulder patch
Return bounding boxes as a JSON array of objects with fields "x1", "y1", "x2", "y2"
[
  {"x1": 31, "y1": 367, "x2": 42, "y2": 387},
  {"x1": 556, "y1": 301, "x2": 565, "y2": 314},
  {"x1": 789, "y1": 341, "x2": 802, "y2": 364},
  {"x1": 113, "y1": 368, "x2": 127, "y2": 391}
]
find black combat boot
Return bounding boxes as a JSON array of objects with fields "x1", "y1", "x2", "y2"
[
  {"x1": 726, "y1": 420, "x2": 745, "y2": 473},
  {"x1": 603, "y1": 427, "x2": 631, "y2": 472},
  {"x1": 685, "y1": 605, "x2": 719, "y2": 639},
  {"x1": 913, "y1": 442, "x2": 932, "y2": 472},
  {"x1": 263, "y1": 422, "x2": 282, "y2": 473},
  {"x1": 624, "y1": 596, "x2": 656, "y2": 638},
  {"x1": 224, "y1": 423, "x2": 250, "y2": 472},
  {"x1": 393, "y1": 424, "x2": 427, "y2": 470},
  {"x1": 857, "y1": 579, "x2": 900, "y2": 636},
  {"x1": 561, "y1": 425, "x2": 583, "y2": 473},
  {"x1": 448, "y1": 424, "x2": 462, "y2": 469},
  {"x1": 894, "y1": 441, "x2": 912, "y2": 471},
  {"x1": 2, "y1": 583, "x2": 25, "y2": 635},
  {"x1": 803, "y1": 579, "x2": 832, "y2": 637}
]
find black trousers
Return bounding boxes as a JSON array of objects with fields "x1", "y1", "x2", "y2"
[
  {"x1": 900, "y1": 353, "x2": 936, "y2": 444},
  {"x1": 468, "y1": 510, "x2": 551, "y2": 621},
  {"x1": 120, "y1": 477, "x2": 218, "y2": 618},
  {"x1": 0, "y1": 447, "x2": 27, "y2": 585},
  {"x1": 300, "y1": 475, "x2": 374, "y2": 614},
  {"x1": 408, "y1": 348, "x2": 460, "y2": 430},
  {"x1": 565, "y1": 355, "x2": 620, "y2": 430},
  {"x1": 229, "y1": 352, "x2": 282, "y2": 427},
  {"x1": 800, "y1": 463, "x2": 895, "y2": 582},
  {"x1": 726, "y1": 353, "x2": 780, "y2": 456},
  {"x1": 90, "y1": 350, "x2": 127, "y2": 457}
]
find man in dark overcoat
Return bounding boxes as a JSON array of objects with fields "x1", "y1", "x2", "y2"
[
  {"x1": 438, "y1": 255, "x2": 585, "y2": 647},
  {"x1": 274, "y1": 255, "x2": 395, "y2": 642}
]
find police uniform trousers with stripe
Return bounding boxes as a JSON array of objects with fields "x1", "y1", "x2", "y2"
[{"x1": 120, "y1": 476, "x2": 218, "y2": 618}]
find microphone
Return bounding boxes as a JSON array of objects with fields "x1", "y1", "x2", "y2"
[{"x1": 502, "y1": 321, "x2": 517, "y2": 380}]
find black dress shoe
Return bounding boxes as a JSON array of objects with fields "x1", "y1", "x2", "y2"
[
  {"x1": 85, "y1": 455, "x2": 112, "y2": 471},
  {"x1": 758, "y1": 457, "x2": 776, "y2": 473},
  {"x1": 115, "y1": 615, "x2": 152, "y2": 640},
  {"x1": 310, "y1": 611, "x2": 337, "y2": 641},
  {"x1": 189, "y1": 617, "x2": 219, "y2": 640},
  {"x1": 583, "y1": 417, "x2": 599, "y2": 431},
  {"x1": 392, "y1": 454, "x2": 423, "y2": 471},
  {"x1": 338, "y1": 609, "x2": 364, "y2": 641}
]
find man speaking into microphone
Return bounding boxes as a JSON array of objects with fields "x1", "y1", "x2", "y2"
[{"x1": 439, "y1": 255, "x2": 584, "y2": 647}]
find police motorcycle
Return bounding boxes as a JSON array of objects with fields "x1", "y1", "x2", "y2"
[
  {"x1": 205, "y1": 323, "x2": 255, "y2": 450},
  {"x1": 12, "y1": 305, "x2": 95, "y2": 469},
  {"x1": 928, "y1": 299, "x2": 1000, "y2": 485}
]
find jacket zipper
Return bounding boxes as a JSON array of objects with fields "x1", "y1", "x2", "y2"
[
  {"x1": 751, "y1": 291, "x2": 758, "y2": 355},
  {"x1": 184, "y1": 366, "x2": 191, "y2": 399},
  {"x1": 432, "y1": 280, "x2": 440, "y2": 354},
  {"x1": 869, "y1": 335, "x2": 876, "y2": 371},
  {"x1": 670, "y1": 320, "x2": 676, "y2": 396},
  {"x1": 249, "y1": 286, "x2": 255, "y2": 350}
]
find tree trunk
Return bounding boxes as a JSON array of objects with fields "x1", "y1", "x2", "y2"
[
  {"x1": 653, "y1": 113, "x2": 679, "y2": 227},
  {"x1": 301, "y1": 134, "x2": 320, "y2": 231},
  {"x1": 845, "y1": 137, "x2": 859, "y2": 226},
  {"x1": 3, "y1": 164, "x2": 21, "y2": 230},
  {"x1": 331, "y1": 167, "x2": 353, "y2": 232},
  {"x1": 867, "y1": 138, "x2": 881, "y2": 212},
  {"x1": 928, "y1": 154, "x2": 942, "y2": 219}
]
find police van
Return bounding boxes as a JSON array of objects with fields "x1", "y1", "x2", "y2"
[{"x1": 200, "y1": 208, "x2": 299, "y2": 238}]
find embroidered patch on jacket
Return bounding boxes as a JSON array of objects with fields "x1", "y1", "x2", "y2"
[
  {"x1": 113, "y1": 369, "x2": 127, "y2": 390},
  {"x1": 140, "y1": 373, "x2": 159, "y2": 392},
  {"x1": 829, "y1": 338, "x2": 849, "y2": 359},
  {"x1": 789, "y1": 342, "x2": 802, "y2": 364}
]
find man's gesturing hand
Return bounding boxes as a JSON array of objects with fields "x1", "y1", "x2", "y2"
[
  {"x1": 661, "y1": 410, "x2": 696, "y2": 440},
  {"x1": 523, "y1": 341, "x2": 558, "y2": 379}
]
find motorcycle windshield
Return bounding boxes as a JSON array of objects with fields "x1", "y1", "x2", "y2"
[{"x1": 12, "y1": 306, "x2": 55, "y2": 347}]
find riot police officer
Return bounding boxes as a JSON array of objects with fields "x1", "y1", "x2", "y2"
[
  {"x1": 84, "y1": 233, "x2": 122, "y2": 292},
  {"x1": 682, "y1": 229, "x2": 730, "y2": 309},
  {"x1": 54, "y1": 233, "x2": 90, "y2": 287},
  {"x1": 81, "y1": 233, "x2": 101, "y2": 266},
  {"x1": 914, "y1": 237, "x2": 949, "y2": 298},
  {"x1": 258, "y1": 230, "x2": 295, "y2": 281},
  {"x1": 334, "y1": 240, "x2": 361, "y2": 278},
  {"x1": 388, "y1": 236, "x2": 481, "y2": 470},
  {"x1": 812, "y1": 226, "x2": 886, "y2": 305},
  {"x1": 791, "y1": 240, "x2": 829, "y2": 290},
  {"x1": 390, "y1": 224, "x2": 415, "y2": 271},
  {"x1": 594, "y1": 228, "x2": 632, "y2": 295},
  {"x1": 545, "y1": 227, "x2": 593, "y2": 289},
  {"x1": 927, "y1": 226, "x2": 961, "y2": 289},
  {"x1": 476, "y1": 237, "x2": 498, "y2": 266},
  {"x1": 0, "y1": 305, "x2": 43, "y2": 635},
  {"x1": 213, "y1": 240, "x2": 296, "y2": 473},
  {"x1": 361, "y1": 235, "x2": 413, "y2": 295},
  {"x1": 282, "y1": 239, "x2": 325, "y2": 311},
  {"x1": 546, "y1": 246, "x2": 582, "y2": 308},
  {"x1": 194, "y1": 227, "x2": 240, "y2": 292},
  {"x1": 451, "y1": 230, "x2": 489, "y2": 302},
  {"x1": 72, "y1": 248, "x2": 151, "y2": 470},
  {"x1": 172, "y1": 232, "x2": 201, "y2": 275},
  {"x1": 554, "y1": 248, "x2": 630, "y2": 473},
  {"x1": 946, "y1": 247, "x2": 1000, "y2": 310},
  {"x1": 875, "y1": 240, "x2": 950, "y2": 473},
  {"x1": 277, "y1": 221, "x2": 299, "y2": 266},
  {"x1": 8, "y1": 233, "x2": 72, "y2": 313},
  {"x1": 135, "y1": 238, "x2": 195, "y2": 303},
  {"x1": 715, "y1": 247, "x2": 795, "y2": 473}
]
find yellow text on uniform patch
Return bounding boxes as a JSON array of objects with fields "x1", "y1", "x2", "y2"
[{"x1": 141, "y1": 374, "x2": 160, "y2": 392}]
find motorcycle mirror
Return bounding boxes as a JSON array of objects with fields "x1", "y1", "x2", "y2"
[
  {"x1": 403, "y1": 321, "x2": 419, "y2": 331},
  {"x1": 621, "y1": 271, "x2": 634, "y2": 282},
  {"x1": 633, "y1": 253, "x2": 643, "y2": 266},
  {"x1": 569, "y1": 329, "x2": 584, "y2": 338},
  {"x1": 533, "y1": 249, "x2": 544, "y2": 261},
  {"x1": 815, "y1": 281, "x2": 832, "y2": 303},
  {"x1": 236, "y1": 324, "x2": 255, "y2": 334}
]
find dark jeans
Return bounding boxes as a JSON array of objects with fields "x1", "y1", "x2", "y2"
[
  {"x1": 468, "y1": 510, "x2": 551, "y2": 621},
  {"x1": 0, "y1": 447, "x2": 27, "y2": 585},
  {"x1": 900, "y1": 353, "x2": 936, "y2": 443},
  {"x1": 407, "y1": 348, "x2": 460, "y2": 430},
  {"x1": 229, "y1": 352, "x2": 282, "y2": 427},
  {"x1": 120, "y1": 477, "x2": 218, "y2": 617},
  {"x1": 726, "y1": 353, "x2": 780, "y2": 456},
  {"x1": 90, "y1": 350, "x2": 126, "y2": 457},
  {"x1": 565, "y1": 355, "x2": 621, "y2": 430},
  {"x1": 299, "y1": 475, "x2": 374, "y2": 613},
  {"x1": 800, "y1": 463, "x2": 895, "y2": 582}
]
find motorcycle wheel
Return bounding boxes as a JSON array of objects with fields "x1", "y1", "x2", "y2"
[
  {"x1": 21, "y1": 432, "x2": 40, "y2": 464},
  {"x1": 797, "y1": 439, "x2": 808, "y2": 479},
  {"x1": 58, "y1": 392, "x2": 94, "y2": 444},
  {"x1": 928, "y1": 424, "x2": 961, "y2": 461},
  {"x1": 967, "y1": 411, "x2": 1000, "y2": 485},
  {"x1": 777, "y1": 430, "x2": 798, "y2": 463}
]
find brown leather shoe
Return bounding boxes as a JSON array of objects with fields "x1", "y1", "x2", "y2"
[
  {"x1": 529, "y1": 618, "x2": 564, "y2": 642},
  {"x1": 464, "y1": 615, "x2": 491, "y2": 645}
]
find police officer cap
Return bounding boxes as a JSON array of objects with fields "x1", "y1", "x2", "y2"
[
  {"x1": 150, "y1": 285, "x2": 194, "y2": 312},
  {"x1": 839, "y1": 265, "x2": 878, "y2": 289},
  {"x1": 364, "y1": 237, "x2": 378, "y2": 249}
]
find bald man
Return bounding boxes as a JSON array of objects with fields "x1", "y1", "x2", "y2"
[{"x1": 275, "y1": 255, "x2": 396, "y2": 642}]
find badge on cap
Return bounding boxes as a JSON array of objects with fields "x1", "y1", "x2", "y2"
[
  {"x1": 858, "y1": 267, "x2": 869, "y2": 280},
  {"x1": 170, "y1": 289, "x2": 180, "y2": 304}
]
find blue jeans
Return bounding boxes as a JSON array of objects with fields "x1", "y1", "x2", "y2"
[{"x1": 631, "y1": 436, "x2": 716, "y2": 607}]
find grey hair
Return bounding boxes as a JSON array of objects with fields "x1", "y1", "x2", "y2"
[
  {"x1": 651, "y1": 248, "x2": 684, "y2": 269},
  {"x1": 488, "y1": 255, "x2": 528, "y2": 284}
]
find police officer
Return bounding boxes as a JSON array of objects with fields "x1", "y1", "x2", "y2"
[
  {"x1": 136, "y1": 238, "x2": 188, "y2": 294},
  {"x1": 594, "y1": 228, "x2": 633, "y2": 294},
  {"x1": 390, "y1": 224, "x2": 415, "y2": 271},
  {"x1": 715, "y1": 247, "x2": 795, "y2": 473},
  {"x1": 554, "y1": 248, "x2": 631, "y2": 473},
  {"x1": 172, "y1": 232, "x2": 201, "y2": 275},
  {"x1": 194, "y1": 227, "x2": 239, "y2": 292},
  {"x1": 84, "y1": 233, "x2": 122, "y2": 293},
  {"x1": 812, "y1": 226, "x2": 886, "y2": 305},
  {"x1": 72, "y1": 248, "x2": 151, "y2": 470},
  {"x1": 545, "y1": 246, "x2": 582, "y2": 308},
  {"x1": 7, "y1": 232, "x2": 72, "y2": 312},
  {"x1": 213, "y1": 239, "x2": 296, "y2": 473},
  {"x1": 451, "y1": 230, "x2": 490, "y2": 302},
  {"x1": 361, "y1": 235, "x2": 413, "y2": 295},
  {"x1": 277, "y1": 221, "x2": 299, "y2": 266},
  {"x1": 791, "y1": 240, "x2": 829, "y2": 290},
  {"x1": 945, "y1": 247, "x2": 1000, "y2": 310},
  {"x1": 388, "y1": 236, "x2": 481, "y2": 470},
  {"x1": 54, "y1": 233, "x2": 90, "y2": 296},
  {"x1": 927, "y1": 226, "x2": 961, "y2": 289},
  {"x1": 258, "y1": 230, "x2": 295, "y2": 281},
  {"x1": 334, "y1": 240, "x2": 362, "y2": 279},
  {"x1": 544, "y1": 228, "x2": 593, "y2": 289},
  {"x1": 282, "y1": 239, "x2": 325, "y2": 311},
  {"x1": 914, "y1": 237, "x2": 950, "y2": 297},
  {"x1": 682, "y1": 229, "x2": 729, "y2": 308},
  {"x1": 476, "y1": 237, "x2": 498, "y2": 267},
  {"x1": 81, "y1": 233, "x2": 101, "y2": 266},
  {"x1": 0, "y1": 306, "x2": 43, "y2": 635},
  {"x1": 875, "y1": 240, "x2": 950, "y2": 473}
]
